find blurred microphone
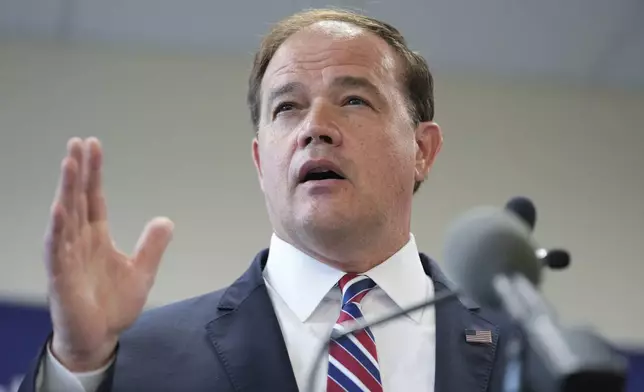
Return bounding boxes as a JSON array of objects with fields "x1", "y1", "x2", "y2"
[
  {"x1": 442, "y1": 206, "x2": 627, "y2": 392},
  {"x1": 505, "y1": 196, "x2": 571, "y2": 270},
  {"x1": 443, "y1": 206, "x2": 541, "y2": 308},
  {"x1": 540, "y1": 249, "x2": 571, "y2": 270},
  {"x1": 505, "y1": 196, "x2": 537, "y2": 230}
]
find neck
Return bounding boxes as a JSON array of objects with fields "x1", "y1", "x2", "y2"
[{"x1": 285, "y1": 226, "x2": 411, "y2": 273}]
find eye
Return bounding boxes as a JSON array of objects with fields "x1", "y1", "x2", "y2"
[
  {"x1": 273, "y1": 102, "x2": 296, "y2": 117},
  {"x1": 343, "y1": 96, "x2": 370, "y2": 107}
]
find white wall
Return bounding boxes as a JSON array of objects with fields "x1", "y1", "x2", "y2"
[{"x1": 1, "y1": 39, "x2": 642, "y2": 346}]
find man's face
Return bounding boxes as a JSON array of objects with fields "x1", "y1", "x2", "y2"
[{"x1": 252, "y1": 21, "x2": 441, "y2": 253}]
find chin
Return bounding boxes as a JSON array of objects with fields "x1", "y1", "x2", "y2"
[
  {"x1": 303, "y1": 207, "x2": 350, "y2": 229},
  {"x1": 297, "y1": 203, "x2": 354, "y2": 235}
]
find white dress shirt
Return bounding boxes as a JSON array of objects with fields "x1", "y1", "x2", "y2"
[{"x1": 37, "y1": 232, "x2": 436, "y2": 392}]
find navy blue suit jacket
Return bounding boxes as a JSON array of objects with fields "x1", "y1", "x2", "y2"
[{"x1": 19, "y1": 249, "x2": 514, "y2": 391}]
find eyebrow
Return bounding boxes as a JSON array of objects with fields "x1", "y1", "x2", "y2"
[
  {"x1": 266, "y1": 81, "x2": 304, "y2": 108},
  {"x1": 266, "y1": 76, "x2": 383, "y2": 108},
  {"x1": 330, "y1": 76, "x2": 382, "y2": 98}
]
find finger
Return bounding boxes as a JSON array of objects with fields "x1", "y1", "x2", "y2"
[
  {"x1": 77, "y1": 192, "x2": 88, "y2": 230},
  {"x1": 52, "y1": 139, "x2": 74, "y2": 205},
  {"x1": 68, "y1": 137, "x2": 84, "y2": 217},
  {"x1": 68, "y1": 137, "x2": 83, "y2": 211},
  {"x1": 76, "y1": 140, "x2": 92, "y2": 227},
  {"x1": 86, "y1": 137, "x2": 107, "y2": 222},
  {"x1": 46, "y1": 140, "x2": 79, "y2": 274},
  {"x1": 132, "y1": 217, "x2": 175, "y2": 281},
  {"x1": 44, "y1": 201, "x2": 67, "y2": 277},
  {"x1": 59, "y1": 155, "x2": 79, "y2": 242}
]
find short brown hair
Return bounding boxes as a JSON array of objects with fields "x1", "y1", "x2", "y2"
[{"x1": 247, "y1": 8, "x2": 435, "y2": 193}]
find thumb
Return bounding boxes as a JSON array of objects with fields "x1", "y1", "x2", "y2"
[{"x1": 132, "y1": 217, "x2": 174, "y2": 277}]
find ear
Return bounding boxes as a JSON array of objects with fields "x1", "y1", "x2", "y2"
[
  {"x1": 414, "y1": 121, "x2": 443, "y2": 183},
  {"x1": 252, "y1": 136, "x2": 265, "y2": 192}
]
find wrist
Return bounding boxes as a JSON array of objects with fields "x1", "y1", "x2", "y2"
[{"x1": 50, "y1": 334, "x2": 117, "y2": 372}]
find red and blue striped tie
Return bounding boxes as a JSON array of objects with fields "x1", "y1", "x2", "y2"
[{"x1": 327, "y1": 273, "x2": 383, "y2": 392}]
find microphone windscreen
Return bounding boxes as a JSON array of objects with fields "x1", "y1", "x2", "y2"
[
  {"x1": 442, "y1": 206, "x2": 542, "y2": 309},
  {"x1": 505, "y1": 196, "x2": 536, "y2": 231}
]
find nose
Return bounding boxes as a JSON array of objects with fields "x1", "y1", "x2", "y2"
[{"x1": 297, "y1": 102, "x2": 342, "y2": 148}]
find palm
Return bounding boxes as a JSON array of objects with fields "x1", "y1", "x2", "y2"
[
  {"x1": 51, "y1": 224, "x2": 143, "y2": 347},
  {"x1": 45, "y1": 137, "x2": 173, "y2": 370}
]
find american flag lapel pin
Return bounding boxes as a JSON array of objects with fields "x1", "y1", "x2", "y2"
[{"x1": 464, "y1": 329, "x2": 493, "y2": 344}]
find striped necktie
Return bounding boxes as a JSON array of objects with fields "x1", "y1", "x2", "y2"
[{"x1": 327, "y1": 273, "x2": 383, "y2": 392}]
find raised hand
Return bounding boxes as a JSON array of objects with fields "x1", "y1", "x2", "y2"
[{"x1": 44, "y1": 137, "x2": 174, "y2": 371}]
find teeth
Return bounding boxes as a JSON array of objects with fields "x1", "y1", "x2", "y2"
[{"x1": 310, "y1": 167, "x2": 328, "y2": 173}]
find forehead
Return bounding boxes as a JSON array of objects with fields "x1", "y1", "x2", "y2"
[{"x1": 261, "y1": 21, "x2": 400, "y2": 93}]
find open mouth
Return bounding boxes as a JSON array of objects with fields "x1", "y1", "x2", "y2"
[
  {"x1": 298, "y1": 160, "x2": 347, "y2": 185},
  {"x1": 301, "y1": 168, "x2": 345, "y2": 183}
]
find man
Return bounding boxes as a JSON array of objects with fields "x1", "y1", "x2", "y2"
[{"x1": 19, "y1": 8, "x2": 512, "y2": 392}]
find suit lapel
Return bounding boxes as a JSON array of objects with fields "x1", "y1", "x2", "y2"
[
  {"x1": 205, "y1": 249, "x2": 299, "y2": 392},
  {"x1": 421, "y1": 254, "x2": 500, "y2": 392}
]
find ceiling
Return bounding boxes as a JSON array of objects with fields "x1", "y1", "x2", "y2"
[{"x1": 1, "y1": 0, "x2": 643, "y2": 90}]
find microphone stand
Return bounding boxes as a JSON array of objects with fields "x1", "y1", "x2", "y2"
[
  {"x1": 493, "y1": 274, "x2": 628, "y2": 392},
  {"x1": 501, "y1": 328, "x2": 531, "y2": 392},
  {"x1": 305, "y1": 290, "x2": 460, "y2": 392},
  {"x1": 496, "y1": 274, "x2": 533, "y2": 392}
]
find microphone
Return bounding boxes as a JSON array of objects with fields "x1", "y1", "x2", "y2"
[
  {"x1": 505, "y1": 196, "x2": 572, "y2": 270},
  {"x1": 442, "y1": 206, "x2": 627, "y2": 392},
  {"x1": 505, "y1": 196, "x2": 537, "y2": 230},
  {"x1": 541, "y1": 248, "x2": 571, "y2": 270},
  {"x1": 444, "y1": 205, "x2": 542, "y2": 308}
]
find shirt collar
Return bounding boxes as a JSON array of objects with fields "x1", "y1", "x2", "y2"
[
  {"x1": 365, "y1": 233, "x2": 432, "y2": 324},
  {"x1": 263, "y1": 232, "x2": 432, "y2": 324}
]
